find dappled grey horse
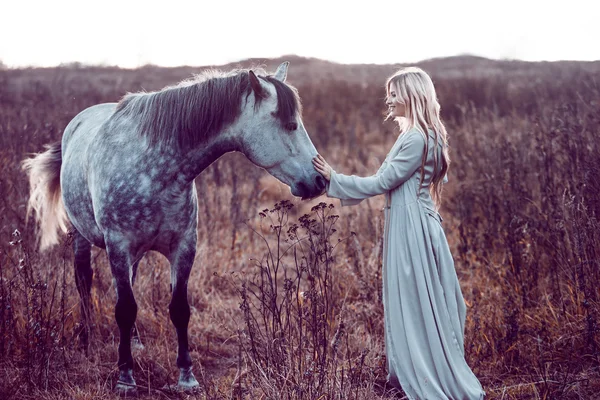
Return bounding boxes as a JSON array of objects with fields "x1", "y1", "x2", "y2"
[{"x1": 22, "y1": 62, "x2": 325, "y2": 393}]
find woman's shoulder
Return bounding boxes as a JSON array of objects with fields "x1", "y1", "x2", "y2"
[
  {"x1": 402, "y1": 128, "x2": 427, "y2": 145},
  {"x1": 404, "y1": 127, "x2": 441, "y2": 142}
]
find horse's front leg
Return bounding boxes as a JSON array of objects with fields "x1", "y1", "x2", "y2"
[
  {"x1": 106, "y1": 240, "x2": 138, "y2": 394},
  {"x1": 168, "y1": 234, "x2": 200, "y2": 390}
]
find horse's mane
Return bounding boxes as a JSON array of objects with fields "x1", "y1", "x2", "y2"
[{"x1": 115, "y1": 68, "x2": 302, "y2": 150}]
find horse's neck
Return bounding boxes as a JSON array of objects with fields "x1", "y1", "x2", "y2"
[{"x1": 175, "y1": 129, "x2": 240, "y2": 186}]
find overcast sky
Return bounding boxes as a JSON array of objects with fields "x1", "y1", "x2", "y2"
[{"x1": 1, "y1": 0, "x2": 598, "y2": 68}]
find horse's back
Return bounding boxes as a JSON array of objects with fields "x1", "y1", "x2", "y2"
[
  {"x1": 61, "y1": 103, "x2": 117, "y2": 248},
  {"x1": 62, "y1": 103, "x2": 117, "y2": 151}
]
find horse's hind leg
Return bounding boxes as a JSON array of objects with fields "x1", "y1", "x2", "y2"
[
  {"x1": 168, "y1": 236, "x2": 199, "y2": 390},
  {"x1": 73, "y1": 230, "x2": 93, "y2": 352},
  {"x1": 106, "y1": 240, "x2": 138, "y2": 394}
]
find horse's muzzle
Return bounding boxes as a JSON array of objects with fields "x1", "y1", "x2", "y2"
[{"x1": 296, "y1": 174, "x2": 327, "y2": 200}]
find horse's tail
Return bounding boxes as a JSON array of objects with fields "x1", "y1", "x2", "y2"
[{"x1": 22, "y1": 141, "x2": 70, "y2": 250}]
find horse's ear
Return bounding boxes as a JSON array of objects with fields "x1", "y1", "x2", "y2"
[
  {"x1": 273, "y1": 61, "x2": 289, "y2": 82},
  {"x1": 249, "y1": 70, "x2": 264, "y2": 97}
]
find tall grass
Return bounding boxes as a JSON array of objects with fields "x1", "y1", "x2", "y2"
[{"x1": 236, "y1": 200, "x2": 371, "y2": 399}]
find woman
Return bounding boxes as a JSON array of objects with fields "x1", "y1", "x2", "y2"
[{"x1": 312, "y1": 67, "x2": 485, "y2": 399}]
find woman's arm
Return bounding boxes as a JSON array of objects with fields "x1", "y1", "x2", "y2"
[{"x1": 318, "y1": 130, "x2": 426, "y2": 205}]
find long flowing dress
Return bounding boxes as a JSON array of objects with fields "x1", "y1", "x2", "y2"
[{"x1": 326, "y1": 128, "x2": 485, "y2": 400}]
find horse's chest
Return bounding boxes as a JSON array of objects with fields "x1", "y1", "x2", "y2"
[{"x1": 96, "y1": 179, "x2": 196, "y2": 238}]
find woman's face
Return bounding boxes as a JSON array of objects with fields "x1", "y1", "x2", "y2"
[{"x1": 386, "y1": 83, "x2": 406, "y2": 118}]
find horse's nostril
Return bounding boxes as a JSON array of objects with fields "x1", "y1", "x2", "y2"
[
  {"x1": 297, "y1": 181, "x2": 309, "y2": 196},
  {"x1": 315, "y1": 175, "x2": 326, "y2": 191}
]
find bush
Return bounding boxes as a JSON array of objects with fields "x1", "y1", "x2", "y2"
[{"x1": 236, "y1": 201, "x2": 370, "y2": 399}]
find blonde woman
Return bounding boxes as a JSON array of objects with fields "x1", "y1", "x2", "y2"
[{"x1": 312, "y1": 67, "x2": 485, "y2": 399}]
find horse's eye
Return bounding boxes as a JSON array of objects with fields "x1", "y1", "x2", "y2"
[{"x1": 286, "y1": 122, "x2": 298, "y2": 131}]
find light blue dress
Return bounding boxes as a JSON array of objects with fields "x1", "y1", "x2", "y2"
[{"x1": 326, "y1": 128, "x2": 485, "y2": 399}]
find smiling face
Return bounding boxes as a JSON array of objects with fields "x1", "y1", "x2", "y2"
[{"x1": 386, "y1": 82, "x2": 406, "y2": 118}]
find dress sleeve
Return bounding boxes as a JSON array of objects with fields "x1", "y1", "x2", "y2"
[{"x1": 326, "y1": 130, "x2": 425, "y2": 206}]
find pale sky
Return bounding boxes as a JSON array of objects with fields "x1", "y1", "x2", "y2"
[{"x1": 1, "y1": 0, "x2": 598, "y2": 68}]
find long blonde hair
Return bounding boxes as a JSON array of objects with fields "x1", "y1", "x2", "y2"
[{"x1": 386, "y1": 67, "x2": 449, "y2": 208}]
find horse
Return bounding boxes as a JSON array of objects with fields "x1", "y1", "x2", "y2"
[{"x1": 22, "y1": 61, "x2": 326, "y2": 393}]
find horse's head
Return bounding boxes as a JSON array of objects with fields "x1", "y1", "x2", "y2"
[{"x1": 238, "y1": 62, "x2": 325, "y2": 200}]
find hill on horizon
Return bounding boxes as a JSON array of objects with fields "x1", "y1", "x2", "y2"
[{"x1": 5, "y1": 54, "x2": 600, "y2": 87}]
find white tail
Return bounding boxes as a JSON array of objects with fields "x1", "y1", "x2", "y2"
[{"x1": 22, "y1": 142, "x2": 69, "y2": 250}]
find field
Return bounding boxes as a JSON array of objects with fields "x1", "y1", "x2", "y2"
[{"x1": 0, "y1": 55, "x2": 599, "y2": 399}]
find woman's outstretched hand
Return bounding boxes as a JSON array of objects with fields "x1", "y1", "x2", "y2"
[{"x1": 312, "y1": 154, "x2": 332, "y2": 181}]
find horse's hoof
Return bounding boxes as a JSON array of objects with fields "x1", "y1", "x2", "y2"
[
  {"x1": 115, "y1": 382, "x2": 137, "y2": 397},
  {"x1": 115, "y1": 369, "x2": 137, "y2": 396},
  {"x1": 177, "y1": 367, "x2": 200, "y2": 392}
]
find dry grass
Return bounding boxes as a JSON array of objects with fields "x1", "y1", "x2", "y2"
[{"x1": 0, "y1": 56, "x2": 599, "y2": 399}]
